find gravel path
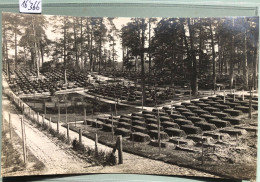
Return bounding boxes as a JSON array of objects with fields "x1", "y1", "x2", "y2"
[{"x1": 2, "y1": 96, "x2": 92, "y2": 176}]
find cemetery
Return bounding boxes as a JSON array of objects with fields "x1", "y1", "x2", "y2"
[
  {"x1": 8, "y1": 68, "x2": 257, "y2": 179},
  {"x1": 2, "y1": 13, "x2": 258, "y2": 180}
]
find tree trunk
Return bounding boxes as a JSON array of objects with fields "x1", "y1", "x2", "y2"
[
  {"x1": 217, "y1": 35, "x2": 221, "y2": 74},
  {"x1": 32, "y1": 17, "x2": 40, "y2": 78},
  {"x1": 14, "y1": 27, "x2": 17, "y2": 70},
  {"x1": 135, "y1": 56, "x2": 137, "y2": 72},
  {"x1": 73, "y1": 18, "x2": 79, "y2": 70},
  {"x1": 30, "y1": 49, "x2": 34, "y2": 71},
  {"x1": 253, "y1": 23, "x2": 259, "y2": 90},
  {"x1": 187, "y1": 18, "x2": 198, "y2": 96},
  {"x1": 112, "y1": 38, "x2": 115, "y2": 68},
  {"x1": 148, "y1": 19, "x2": 152, "y2": 76},
  {"x1": 209, "y1": 21, "x2": 216, "y2": 92},
  {"x1": 181, "y1": 19, "x2": 191, "y2": 80},
  {"x1": 63, "y1": 17, "x2": 67, "y2": 73},
  {"x1": 198, "y1": 18, "x2": 203, "y2": 79},
  {"x1": 80, "y1": 17, "x2": 83, "y2": 70},
  {"x1": 229, "y1": 18, "x2": 235, "y2": 89},
  {"x1": 140, "y1": 19, "x2": 146, "y2": 104},
  {"x1": 243, "y1": 17, "x2": 248, "y2": 90},
  {"x1": 90, "y1": 21, "x2": 93, "y2": 73},
  {"x1": 3, "y1": 18, "x2": 7, "y2": 74},
  {"x1": 122, "y1": 46, "x2": 124, "y2": 72},
  {"x1": 98, "y1": 18, "x2": 103, "y2": 74},
  {"x1": 40, "y1": 41, "x2": 44, "y2": 67}
]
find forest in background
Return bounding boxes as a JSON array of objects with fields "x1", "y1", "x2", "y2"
[{"x1": 2, "y1": 13, "x2": 259, "y2": 102}]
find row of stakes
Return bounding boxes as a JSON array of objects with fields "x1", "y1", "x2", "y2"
[{"x1": 6, "y1": 90, "x2": 124, "y2": 164}]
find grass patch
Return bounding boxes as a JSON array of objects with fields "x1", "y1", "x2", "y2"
[{"x1": 1, "y1": 130, "x2": 26, "y2": 173}]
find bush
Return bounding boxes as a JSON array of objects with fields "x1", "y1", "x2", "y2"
[
  {"x1": 105, "y1": 152, "x2": 117, "y2": 166},
  {"x1": 42, "y1": 122, "x2": 49, "y2": 130},
  {"x1": 72, "y1": 138, "x2": 86, "y2": 154},
  {"x1": 57, "y1": 133, "x2": 67, "y2": 143},
  {"x1": 49, "y1": 127, "x2": 58, "y2": 137},
  {"x1": 72, "y1": 139, "x2": 116, "y2": 166},
  {"x1": 32, "y1": 161, "x2": 45, "y2": 171}
]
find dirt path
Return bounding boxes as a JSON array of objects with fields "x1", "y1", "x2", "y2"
[{"x1": 2, "y1": 96, "x2": 92, "y2": 176}]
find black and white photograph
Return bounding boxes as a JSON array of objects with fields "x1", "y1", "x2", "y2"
[{"x1": 1, "y1": 12, "x2": 258, "y2": 180}]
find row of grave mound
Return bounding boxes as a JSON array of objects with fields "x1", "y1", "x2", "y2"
[{"x1": 83, "y1": 94, "x2": 257, "y2": 150}]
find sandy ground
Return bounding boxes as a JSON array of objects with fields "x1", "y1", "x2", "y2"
[{"x1": 2, "y1": 96, "x2": 92, "y2": 176}]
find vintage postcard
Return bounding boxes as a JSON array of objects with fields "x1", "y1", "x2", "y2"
[{"x1": 1, "y1": 12, "x2": 258, "y2": 180}]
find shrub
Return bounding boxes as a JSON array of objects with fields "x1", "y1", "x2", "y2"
[
  {"x1": 42, "y1": 122, "x2": 49, "y2": 130},
  {"x1": 49, "y1": 127, "x2": 58, "y2": 137},
  {"x1": 12, "y1": 166, "x2": 20, "y2": 172},
  {"x1": 105, "y1": 152, "x2": 117, "y2": 166},
  {"x1": 33, "y1": 161, "x2": 45, "y2": 171},
  {"x1": 57, "y1": 133, "x2": 67, "y2": 143},
  {"x1": 72, "y1": 138, "x2": 86, "y2": 154}
]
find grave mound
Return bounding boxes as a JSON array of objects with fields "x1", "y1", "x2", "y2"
[{"x1": 130, "y1": 132, "x2": 151, "y2": 142}]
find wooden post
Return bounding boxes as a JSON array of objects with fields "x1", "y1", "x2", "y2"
[
  {"x1": 44, "y1": 100, "x2": 46, "y2": 115},
  {"x1": 189, "y1": 86, "x2": 191, "y2": 101},
  {"x1": 141, "y1": 94, "x2": 144, "y2": 111},
  {"x1": 118, "y1": 135, "x2": 123, "y2": 164},
  {"x1": 242, "y1": 89, "x2": 244, "y2": 101},
  {"x1": 74, "y1": 113, "x2": 77, "y2": 127},
  {"x1": 223, "y1": 90, "x2": 226, "y2": 103},
  {"x1": 57, "y1": 120, "x2": 59, "y2": 133},
  {"x1": 170, "y1": 101, "x2": 173, "y2": 115},
  {"x1": 201, "y1": 137, "x2": 204, "y2": 165},
  {"x1": 28, "y1": 108, "x2": 31, "y2": 119},
  {"x1": 157, "y1": 109, "x2": 161, "y2": 156},
  {"x1": 58, "y1": 102, "x2": 60, "y2": 123},
  {"x1": 23, "y1": 114, "x2": 28, "y2": 160},
  {"x1": 111, "y1": 113, "x2": 114, "y2": 143},
  {"x1": 234, "y1": 78, "x2": 236, "y2": 91},
  {"x1": 79, "y1": 128, "x2": 82, "y2": 144},
  {"x1": 8, "y1": 113, "x2": 12, "y2": 141},
  {"x1": 21, "y1": 117, "x2": 27, "y2": 163},
  {"x1": 84, "y1": 107, "x2": 86, "y2": 123},
  {"x1": 49, "y1": 117, "x2": 51, "y2": 129},
  {"x1": 37, "y1": 112, "x2": 39, "y2": 124},
  {"x1": 95, "y1": 133, "x2": 98, "y2": 154},
  {"x1": 42, "y1": 114, "x2": 45, "y2": 126},
  {"x1": 249, "y1": 88, "x2": 252, "y2": 119},
  {"x1": 132, "y1": 131, "x2": 134, "y2": 148},
  {"x1": 67, "y1": 123, "x2": 70, "y2": 141},
  {"x1": 115, "y1": 101, "x2": 117, "y2": 116},
  {"x1": 233, "y1": 89, "x2": 235, "y2": 102},
  {"x1": 32, "y1": 111, "x2": 35, "y2": 123},
  {"x1": 64, "y1": 103, "x2": 67, "y2": 124}
]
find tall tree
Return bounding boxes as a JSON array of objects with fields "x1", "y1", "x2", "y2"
[{"x1": 209, "y1": 19, "x2": 216, "y2": 92}]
